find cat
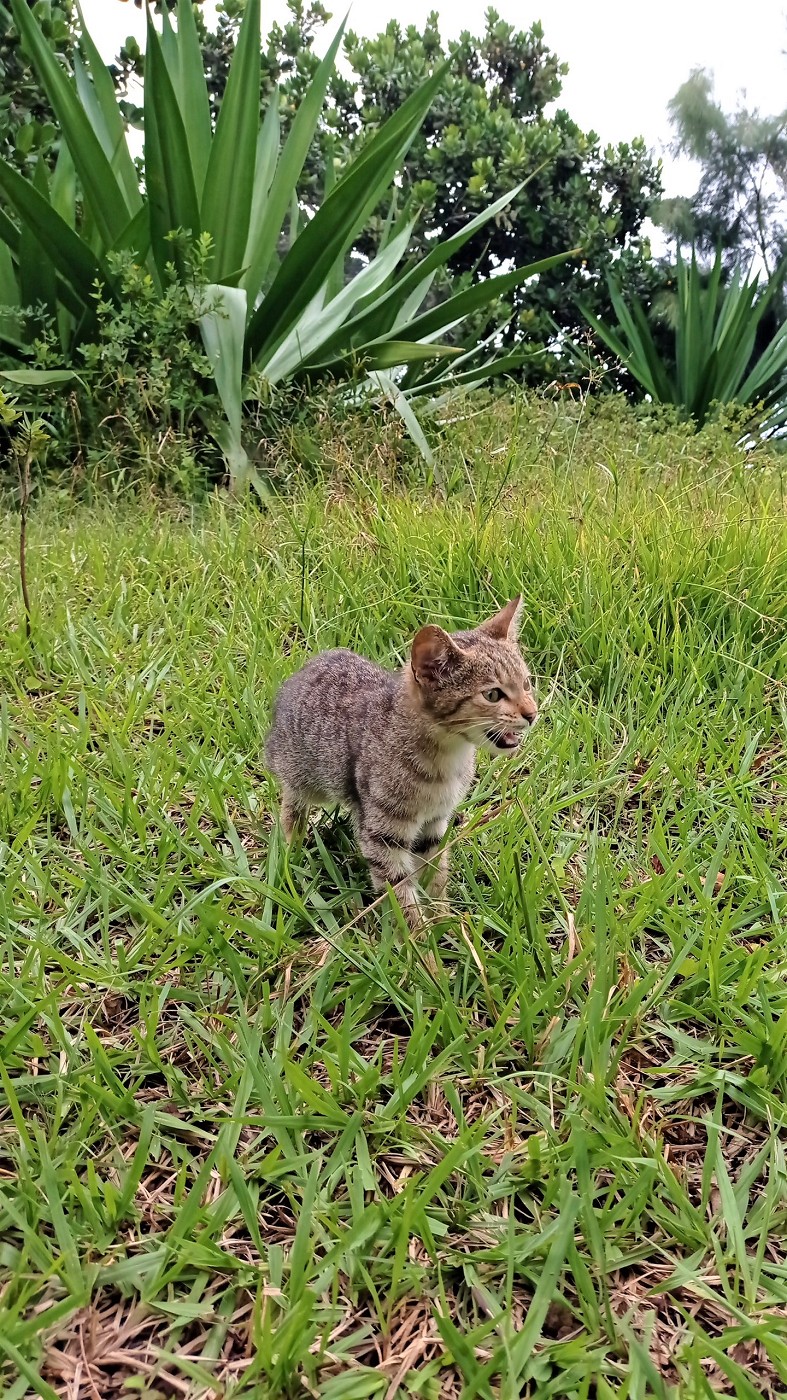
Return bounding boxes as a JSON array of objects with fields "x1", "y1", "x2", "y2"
[{"x1": 265, "y1": 597, "x2": 537, "y2": 927}]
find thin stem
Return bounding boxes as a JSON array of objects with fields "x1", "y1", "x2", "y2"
[{"x1": 18, "y1": 446, "x2": 32, "y2": 641}]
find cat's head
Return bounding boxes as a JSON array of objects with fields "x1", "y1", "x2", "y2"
[{"x1": 409, "y1": 597, "x2": 537, "y2": 754}]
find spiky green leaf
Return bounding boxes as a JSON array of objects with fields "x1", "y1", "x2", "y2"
[
  {"x1": 10, "y1": 0, "x2": 131, "y2": 248},
  {"x1": 201, "y1": 0, "x2": 261, "y2": 282},
  {"x1": 144, "y1": 8, "x2": 201, "y2": 279},
  {"x1": 242, "y1": 18, "x2": 347, "y2": 309},
  {"x1": 0, "y1": 154, "x2": 106, "y2": 311},
  {"x1": 248, "y1": 61, "x2": 449, "y2": 366},
  {"x1": 175, "y1": 0, "x2": 212, "y2": 197}
]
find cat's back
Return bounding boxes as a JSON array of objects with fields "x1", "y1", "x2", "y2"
[
  {"x1": 273, "y1": 647, "x2": 389, "y2": 712},
  {"x1": 266, "y1": 648, "x2": 394, "y2": 798}
]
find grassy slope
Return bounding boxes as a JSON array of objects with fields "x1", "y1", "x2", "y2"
[{"x1": 2, "y1": 398, "x2": 787, "y2": 1399}]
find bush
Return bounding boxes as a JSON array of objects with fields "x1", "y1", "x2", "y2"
[
  {"x1": 4, "y1": 237, "x2": 221, "y2": 495},
  {"x1": 582, "y1": 248, "x2": 787, "y2": 434}
]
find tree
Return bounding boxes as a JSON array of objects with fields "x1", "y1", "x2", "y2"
[
  {"x1": 293, "y1": 8, "x2": 664, "y2": 375},
  {"x1": 658, "y1": 69, "x2": 787, "y2": 280}
]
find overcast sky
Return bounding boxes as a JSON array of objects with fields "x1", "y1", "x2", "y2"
[{"x1": 82, "y1": 0, "x2": 787, "y2": 198}]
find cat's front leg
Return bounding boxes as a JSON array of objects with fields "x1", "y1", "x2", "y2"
[
  {"x1": 412, "y1": 822, "x2": 450, "y2": 917},
  {"x1": 427, "y1": 850, "x2": 450, "y2": 916},
  {"x1": 357, "y1": 826, "x2": 424, "y2": 930}
]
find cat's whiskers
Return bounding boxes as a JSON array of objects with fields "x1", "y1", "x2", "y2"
[{"x1": 439, "y1": 715, "x2": 528, "y2": 735}]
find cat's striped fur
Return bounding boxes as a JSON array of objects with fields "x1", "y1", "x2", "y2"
[{"x1": 265, "y1": 598, "x2": 537, "y2": 926}]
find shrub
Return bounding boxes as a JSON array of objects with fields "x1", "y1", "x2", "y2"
[
  {"x1": 31, "y1": 239, "x2": 222, "y2": 495},
  {"x1": 582, "y1": 248, "x2": 787, "y2": 434}
]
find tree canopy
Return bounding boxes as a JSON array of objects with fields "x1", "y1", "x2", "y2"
[{"x1": 658, "y1": 68, "x2": 787, "y2": 281}]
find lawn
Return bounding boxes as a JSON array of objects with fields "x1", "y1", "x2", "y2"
[{"x1": 2, "y1": 399, "x2": 787, "y2": 1398}]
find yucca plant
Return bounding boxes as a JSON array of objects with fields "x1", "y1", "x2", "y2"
[
  {"x1": 0, "y1": 0, "x2": 573, "y2": 489},
  {"x1": 581, "y1": 248, "x2": 787, "y2": 433}
]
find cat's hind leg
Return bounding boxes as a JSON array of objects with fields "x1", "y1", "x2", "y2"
[{"x1": 280, "y1": 786, "x2": 312, "y2": 844}]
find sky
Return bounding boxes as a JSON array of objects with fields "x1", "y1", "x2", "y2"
[{"x1": 82, "y1": 0, "x2": 787, "y2": 199}]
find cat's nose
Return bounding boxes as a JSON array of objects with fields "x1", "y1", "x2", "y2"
[{"x1": 520, "y1": 696, "x2": 538, "y2": 723}]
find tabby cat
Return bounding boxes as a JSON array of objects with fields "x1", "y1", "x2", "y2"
[{"x1": 265, "y1": 597, "x2": 537, "y2": 925}]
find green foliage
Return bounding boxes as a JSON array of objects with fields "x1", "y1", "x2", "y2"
[
  {"x1": 41, "y1": 241, "x2": 220, "y2": 494},
  {"x1": 658, "y1": 68, "x2": 787, "y2": 283},
  {"x1": 0, "y1": 231, "x2": 220, "y2": 498},
  {"x1": 0, "y1": 0, "x2": 570, "y2": 489},
  {"x1": 116, "y1": 3, "x2": 663, "y2": 378},
  {"x1": 0, "y1": 0, "x2": 74, "y2": 169},
  {"x1": 171, "y1": 3, "x2": 662, "y2": 374},
  {"x1": 582, "y1": 247, "x2": 787, "y2": 431},
  {"x1": 0, "y1": 377, "x2": 55, "y2": 470},
  {"x1": 2, "y1": 402, "x2": 787, "y2": 1395},
  {"x1": 0, "y1": 379, "x2": 20, "y2": 427},
  {"x1": 329, "y1": 10, "x2": 662, "y2": 356}
]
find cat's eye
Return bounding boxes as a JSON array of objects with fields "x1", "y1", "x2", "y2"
[{"x1": 484, "y1": 687, "x2": 505, "y2": 703}]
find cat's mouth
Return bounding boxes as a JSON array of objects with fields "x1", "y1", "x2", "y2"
[{"x1": 487, "y1": 728, "x2": 521, "y2": 751}]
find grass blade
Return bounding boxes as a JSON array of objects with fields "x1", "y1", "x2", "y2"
[
  {"x1": 369, "y1": 370, "x2": 436, "y2": 471},
  {"x1": 0, "y1": 1335, "x2": 59, "y2": 1400},
  {"x1": 507, "y1": 1189, "x2": 580, "y2": 1379}
]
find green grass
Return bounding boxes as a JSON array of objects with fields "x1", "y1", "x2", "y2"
[{"x1": 2, "y1": 397, "x2": 787, "y2": 1398}]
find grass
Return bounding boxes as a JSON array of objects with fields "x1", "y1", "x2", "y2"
[{"x1": 2, "y1": 394, "x2": 787, "y2": 1398}]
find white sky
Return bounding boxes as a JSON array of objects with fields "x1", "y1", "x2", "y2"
[{"x1": 82, "y1": 0, "x2": 787, "y2": 199}]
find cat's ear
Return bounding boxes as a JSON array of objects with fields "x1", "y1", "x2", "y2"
[
  {"x1": 479, "y1": 596, "x2": 522, "y2": 640},
  {"x1": 411, "y1": 624, "x2": 461, "y2": 685}
]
